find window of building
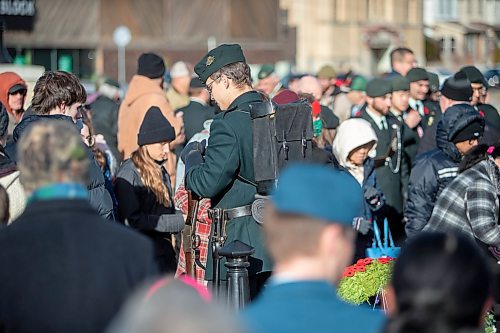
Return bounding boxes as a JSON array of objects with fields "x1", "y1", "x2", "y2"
[
  {"x1": 437, "y1": 0, "x2": 457, "y2": 20},
  {"x1": 6, "y1": 48, "x2": 95, "y2": 80},
  {"x1": 450, "y1": 37, "x2": 456, "y2": 53}
]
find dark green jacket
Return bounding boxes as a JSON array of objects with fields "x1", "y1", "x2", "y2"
[
  {"x1": 358, "y1": 110, "x2": 403, "y2": 216},
  {"x1": 185, "y1": 91, "x2": 272, "y2": 279}
]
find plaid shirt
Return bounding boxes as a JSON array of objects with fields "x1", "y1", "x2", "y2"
[
  {"x1": 424, "y1": 160, "x2": 500, "y2": 246},
  {"x1": 174, "y1": 184, "x2": 212, "y2": 284}
]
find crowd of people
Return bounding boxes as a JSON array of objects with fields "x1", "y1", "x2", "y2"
[{"x1": 0, "y1": 43, "x2": 497, "y2": 333}]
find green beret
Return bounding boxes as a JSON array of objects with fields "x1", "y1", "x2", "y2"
[
  {"x1": 366, "y1": 78, "x2": 392, "y2": 97},
  {"x1": 316, "y1": 65, "x2": 336, "y2": 79},
  {"x1": 406, "y1": 67, "x2": 428, "y2": 82},
  {"x1": 194, "y1": 44, "x2": 246, "y2": 83},
  {"x1": 258, "y1": 64, "x2": 275, "y2": 80},
  {"x1": 427, "y1": 72, "x2": 440, "y2": 92},
  {"x1": 391, "y1": 76, "x2": 410, "y2": 92}
]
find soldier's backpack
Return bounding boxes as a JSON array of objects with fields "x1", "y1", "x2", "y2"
[{"x1": 249, "y1": 100, "x2": 314, "y2": 195}]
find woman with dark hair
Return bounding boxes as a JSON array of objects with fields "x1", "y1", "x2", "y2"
[
  {"x1": 423, "y1": 143, "x2": 500, "y2": 251},
  {"x1": 384, "y1": 232, "x2": 493, "y2": 333},
  {"x1": 115, "y1": 106, "x2": 185, "y2": 273}
]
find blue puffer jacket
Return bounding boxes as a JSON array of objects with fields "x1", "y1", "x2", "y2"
[
  {"x1": 6, "y1": 114, "x2": 115, "y2": 220},
  {"x1": 405, "y1": 104, "x2": 484, "y2": 237}
]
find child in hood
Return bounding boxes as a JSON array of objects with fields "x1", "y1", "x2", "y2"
[{"x1": 333, "y1": 118, "x2": 385, "y2": 259}]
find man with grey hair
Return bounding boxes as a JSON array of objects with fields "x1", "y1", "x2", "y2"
[
  {"x1": 107, "y1": 277, "x2": 243, "y2": 333},
  {"x1": 0, "y1": 120, "x2": 158, "y2": 333}
]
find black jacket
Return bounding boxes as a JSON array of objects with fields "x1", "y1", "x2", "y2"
[
  {"x1": 0, "y1": 198, "x2": 157, "y2": 333},
  {"x1": 114, "y1": 159, "x2": 185, "y2": 273},
  {"x1": 477, "y1": 103, "x2": 500, "y2": 145},
  {"x1": 5, "y1": 114, "x2": 116, "y2": 220},
  {"x1": 89, "y1": 95, "x2": 120, "y2": 161},
  {"x1": 405, "y1": 104, "x2": 484, "y2": 237}
]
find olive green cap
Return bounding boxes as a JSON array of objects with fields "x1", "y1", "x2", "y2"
[
  {"x1": 406, "y1": 67, "x2": 428, "y2": 82},
  {"x1": 391, "y1": 76, "x2": 410, "y2": 92},
  {"x1": 316, "y1": 65, "x2": 336, "y2": 79},
  {"x1": 427, "y1": 72, "x2": 440, "y2": 92},
  {"x1": 258, "y1": 64, "x2": 275, "y2": 80},
  {"x1": 194, "y1": 44, "x2": 246, "y2": 83},
  {"x1": 366, "y1": 78, "x2": 392, "y2": 97}
]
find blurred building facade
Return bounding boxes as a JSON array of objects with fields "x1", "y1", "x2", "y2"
[
  {"x1": 280, "y1": 0, "x2": 425, "y2": 76},
  {"x1": 424, "y1": 0, "x2": 500, "y2": 69},
  {"x1": 3, "y1": 0, "x2": 296, "y2": 81}
]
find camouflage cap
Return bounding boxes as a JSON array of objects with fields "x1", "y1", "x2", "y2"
[
  {"x1": 391, "y1": 76, "x2": 410, "y2": 92},
  {"x1": 366, "y1": 78, "x2": 392, "y2": 97},
  {"x1": 194, "y1": 44, "x2": 246, "y2": 83},
  {"x1": 258, "y1": 64, "x2": 275, "y2": 80}
]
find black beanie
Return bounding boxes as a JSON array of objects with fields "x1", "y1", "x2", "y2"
[
  {"x1": 460, "y1": 66, "x2": 484, "y2": 84},
  {"x1": 441, "y1": 71, "x2": 473, "y2": 102},
  {"x1": 138, "y1": 106, "x2": 176, "y2": 146},
  {"x1": 137, "y1": 53, "x2": 166, "y2": 79},
  {"x1": 451, "y1": 120, "x2": 484, "y2": 143}
]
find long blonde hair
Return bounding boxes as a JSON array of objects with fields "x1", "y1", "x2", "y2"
[{"x1": 131, "y1": 146, "x2": 171, "y2": 207}]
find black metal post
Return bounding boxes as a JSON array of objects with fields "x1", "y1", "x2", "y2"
[{"x1": 219, "y1": 240, "x2": 255, "y2": 310}]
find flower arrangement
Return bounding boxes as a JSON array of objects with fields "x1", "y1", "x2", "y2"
[{"x1": 337, "y1": 257, "x2": 394, "y2": 305}]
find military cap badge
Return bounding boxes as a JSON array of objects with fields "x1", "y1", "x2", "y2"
[{"x1": 206, "y1": 56, "x2": 215, "y2": 67}]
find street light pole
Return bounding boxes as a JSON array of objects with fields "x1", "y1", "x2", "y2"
[{"x1": 113, "y1": 26, "x2": 131, "y2": 85}]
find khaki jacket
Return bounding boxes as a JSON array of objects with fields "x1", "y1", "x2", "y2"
[{"x1": 118, "y1": 75, "x2": 184, "y2": 186}]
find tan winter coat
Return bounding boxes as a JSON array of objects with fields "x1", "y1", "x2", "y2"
[
  {"x1": 118, "y1": 75, "x2": 184, "y2": 187},
  {"x1": 0, "y1": 170, "x2": 26, "y2": 223}
]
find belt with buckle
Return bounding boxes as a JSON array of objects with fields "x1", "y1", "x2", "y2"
[{"x1": 223, "y1": 204, "x2": 253, "y2": 221}]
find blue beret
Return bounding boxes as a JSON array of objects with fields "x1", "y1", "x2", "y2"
[{"x1": 271, "y1": 164, "x2": 363, "y2": 226}]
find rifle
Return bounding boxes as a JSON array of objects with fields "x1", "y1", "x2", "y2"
[
  {"x1": 184, "y1": 191, "x2": 201, "y2": 278},
  {"x1": 209, "y1": 207, "x2": 225, "y2": 297}
]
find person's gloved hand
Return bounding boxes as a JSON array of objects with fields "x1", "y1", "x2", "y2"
[
  {"x1": 364, "y1": 186, "x2": 381, "y2": 207},
  {"x1": 180, "y1": 139, "x2": 207, "y2": 163},
  {"x1": 353, "y1": 217, "x2": 372, "y2": 235},
  {"x1": 185, "y1": 150, "x2": 204, "y2": 173}
]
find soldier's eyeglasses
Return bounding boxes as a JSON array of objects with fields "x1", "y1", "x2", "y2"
[{"x1": 206, "y1": 75, "x2": 221, "y2": 95}]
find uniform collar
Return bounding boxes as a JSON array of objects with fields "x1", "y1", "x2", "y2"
[
  {"x1": 226, "y1": 91, "x2": 262, "y2": 112},
  {"x1": 190, "y1": 96, "x2": 207, "y2": 106}
]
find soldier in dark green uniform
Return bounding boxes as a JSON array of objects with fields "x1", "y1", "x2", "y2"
[
  {"x1": 357, "y1": 78, "x2": 404, "y2": 242},
  {"x1": 182, "y1": 44, "x2": 271, "y2": 296}
]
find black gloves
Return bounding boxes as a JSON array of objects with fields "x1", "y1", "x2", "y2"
[
  {"x1": 364, "y1": 186, "x2": 382, "y2": 208},
  {"x1": 181, "y1": 140, "x2": 207, "y2": 174},
  {"x1": 180, "y1": 139, "x2": 207, "y2": 163},
  {"x1": 353, "y1": 217, "x2": 371, "y2": 235}
]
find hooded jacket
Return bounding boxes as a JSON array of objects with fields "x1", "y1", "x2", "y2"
[
  {"x1": 0, "y1": 72, "x2": 26, "y2": 118},
  {"x1": 0, "y1": 72, "x2": 27, "y2": 137},
  {"x1": 5, "y1": 114, "x2": 115, "y2": 220},
  {"x1": 117, "y1": 75, "x2": 183, "y2": 187},
  {"x1": 332, "y1": 118, "x2": 384, "y2": 221},
  {"x1": 405, "y1": 103, "x2": 485, "y2": 237}
]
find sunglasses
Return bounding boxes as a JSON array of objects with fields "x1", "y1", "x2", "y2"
[{"x1": 9, "y1": 89, "x2": 27, "y2": 96}]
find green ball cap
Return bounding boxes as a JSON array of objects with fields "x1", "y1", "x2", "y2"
[
  {"x1": 366, "y1": 78, "x2": 392, "y2": 97},
  {"x1": 194, "y1": 44, "x2": 246, "y2": 83}
]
